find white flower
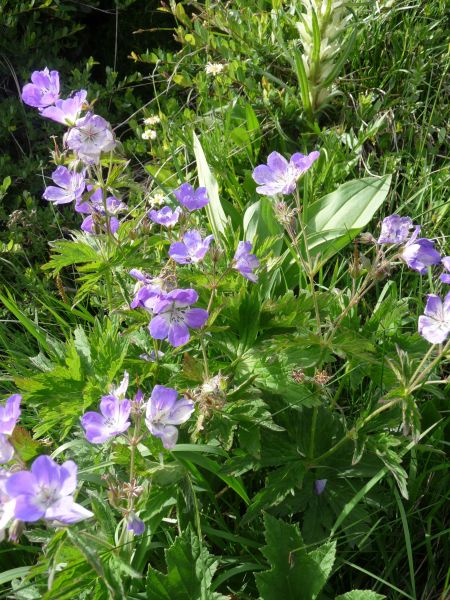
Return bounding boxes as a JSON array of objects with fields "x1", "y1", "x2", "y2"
[
  {"x1": 205, "y1": 62, "x2": 225, "y2": 76},
  {"x1": 143, "y1": 115, "x2": 160, "y2": 126},
  {"x1": 142, "y1": 129, "x2": 157, "y2": 140},
  {"x1": 150, "y1": 192, "x2": 165, "y2": 206}
]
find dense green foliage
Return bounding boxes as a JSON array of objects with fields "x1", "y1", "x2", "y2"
[{"x1": 0, "y1": 1, "x2": 449, "y2": 599}]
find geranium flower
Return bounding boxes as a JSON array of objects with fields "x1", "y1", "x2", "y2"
[
  {"x1": 40, "y1": 90, "x2": 87, "y2": 125},
  {"x1": 43, "y1": 166, "x2": 85, "y2": 205},
  {"x1": 0, "y1": 394, "x2": 21, "y2": 436},
  {"x1": 6, "y1": 455, "x2": 93, "y2": 524},
  {"x1": 252, "y1": 150, "x2": 320, "y2": 196},
  {"x1": 149, "y1": 288, "x2": 208, "y2": 347},
  {"x1": 145, "y1": 385, "x2": 194, "y2": 449},
  {"x1": 314, "y1": 479, "x2": 328, "y2": 495},
  {"x1": 174, "y1": 183, "x2": 209, "y2": 211},
  {"x1": 81, "y1": 395, "x2": 131, "y2": 444},
  {"x1": 21, "y1": 68, "x2": 60, "y2": 108},
  {"x1": 378, "y1": 214, "x2": 413, "y2": 244},
  {"x1": 148, "y1": 206, "x2": 182, "y2": 227},
  {"x1": 233, "y1": 241, "x2": 260, "y2": 282},
  {"x1": 418, "y1": 292, "x2": 450, "y2": 344},
  {"x1": 65, "y1": 112, "x2": 116, "y2": 164},
  {"x1": 75, "y1": 186, "x2": 127, "y2": 234},
  {"x1": 169, "y1": 230, "x2": 214, "y2": 264},
  {"x1": 127, "y1": 512, "x2": 145, "y2": 535},
  {"x1": 0, "y1": 435, "x2": 14, "y2": 464},
  {"x1": 400, "y1": 226, "x2": 441, "y2": 274},
  {"x1": 440, "y1": 257, "x2": 450, "y2": 284}
]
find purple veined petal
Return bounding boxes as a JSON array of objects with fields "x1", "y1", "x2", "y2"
[
  {"x1": 148, "y1": 385, "x2": 178, "y2": 417},
  {"x1": 418, "y1": 315, "x2": 450, "y2": 344},
  {"x1": 45, "y1": 496, "x2": 93, "y2": 524},
  {"x1": 113, "y1": 372, "x2": 129, "y2": 399},
  {"x1": 165, "y1": 398, "x2": 195, "y2": 425},
  {"x1": 165, "y1": 288, "x2": 199, "y2": 308},
  {"x1": 43, "y1": 186, "x2": 74, "y2": 205},
  {"x1": 59, "y1": 461, "x2": 77, "y2": 496},
  {"x1": 31, "y1": 455, "x2": 61, "y2": 489},
  {"x1": 168, "y1": 241, "x2": 190, "y2": 264},
  {"x1": 234, "y1": 241, "x2": 252, "y2": 261},
  {"x1": 266, "y1": 151, "x2": 289, "y2": 175},
  {"x1": 441, "y1": 274, "x2": 450, "y2": 284},
  {"x1": 378, "y1": 214, "x2": 414, "y2": 244},
  {"x1": 184, "y1": 308, "x2": 208, "y2": 329},
  {"x1": 149, "y1": 314, "x2": 170, "y2": 340},
  {"x1": 0, "y1": 435, "x2": 14, "y2": 464},
  {"x1": 442, "y1": 257, "x2": 450, "y2": 271},
  {"x1": 0, "y1": 394, "x2": 21, "y2": 436},
  {"x1": 149, "y1": 423, "x2": 179, "y2": 449},
  {"x1": 168, "y1": 320, "x2": 190, "y2": 347},
  {"x1": 40, "y1": 90, "x2": 87, "y2": 125},
  {"x1": 443, "y1": 290, "x2": 450, "y2": 314},
  {"x1": 75, "y1": 199, "x2": 91, "y2": 214},
  {"x1": 5, "y1": 471, "x2": 37, "y2": 498},
  {"x1": 51, "y1": 166, "x2": 72, "y2": 188},
  {"x1": 13, "y1": 494, "x2": 45, "y2": 522},
  {"x1": 127, "y1": 512, "x2": 145, "y2": 535},
  {"x1": 83, "y1": 425, "x2": 111, "y2": 444},
  {"x1": 424, "y1": 294, "x2": 443, "y2": 319},
  {"x1": 290, "y1": 150, "x2": 320, "y2": 173},
  {"x1": 21, "y1": 84, "x2": 44, "y2": 108},
  {"x1": 182, "y1": 229, "x2": 201, "y2": 248},
  {"x1": 81, "y1": 215, "x2": 95, "y2": 233},
  {"x1": 252, "y1": 165, "x2": 275, "y2": 185}
]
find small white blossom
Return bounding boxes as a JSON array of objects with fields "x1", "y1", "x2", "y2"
[
  {"x1": 142, "y1": 129, "x2": 157, "y2": 140},
  {"x1": 149, "y1": 192, "x2": 165, "y2": 206},
  {"x1": 143, "y1": 115, "x2": 161, "y2": 126},
  {"x1": 205, "y1": 62, "x2": 225, "y2": 76}
]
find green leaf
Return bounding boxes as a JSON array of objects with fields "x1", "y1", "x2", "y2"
[
  {"x1": 255, "y1": 514, "x2": 335, "y2": 600},
  {"x1": 335, "y1": 592, "x2": 386, "y2": 600},
  {"x1": 193, "y1": 132, "x2": 227, "y2": 244},
  {"x1": 304, "y1": 175, "x2": 392, "y2": 269},
  {"x1": 145, "y1": 528, "x2": 227, "y2": 600},
  {"x1": 243, "y1": 198, "x2": 282, "y2": 253}
]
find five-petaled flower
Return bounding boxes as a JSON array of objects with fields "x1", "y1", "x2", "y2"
[
  {"x1": 418, "y1": 292, "x2": 450, "y2": 345},
  {"x1": 378, "y1": 214, "x2": 413, "y2": 244},
  {"x1": 148, "y1": 206, "x2": 182, "y2": 227},
  {"x1": 233, "y1": 241, "x2": 260, "y2": 283},
  {"x1": 149, "y1": 288, "x2": 208, "y2": 347},
  {"x1": 400, "y1": 226, "x2": 441, "y2": 274},
  {"x1": 81, "y1": 394, "x2": 132, "y2": 444},
  {"x1": 174, "y1": 183, "x2": 209, "y2": 211},
  {"x1": 252, "y1": 150, "x2": 320, "y2": 196},
  {"x1": 5, "y1": 455, "x2": 93, "y2": 524},
  {"x1": 65, "y1": 112, "x2": 116, "y2": 164},
  {"x1": 41, "y1": 90, "x2": 87, "y2": 126},
  {"x1": 75, "y1": 185, "x2": 127, "y2": 234},
  {"x1": 43, "y1": 166, "x2": 85, "y2": 205},
  {"x1": 169, "y1": 230, "x2": 214, "y2": 264},
  {"x1": 145, "y1": 385, "x2": 194, "y2": 449},
  {"x1": 21, "y1": 68, "x2": 60, "y2": 108}
]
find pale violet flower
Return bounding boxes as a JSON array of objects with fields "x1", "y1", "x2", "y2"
[
  {"x1": 174, "y1": 183, "x2": 209, "y2": 211},
  {"x1": 75, "y1": 186, "x2": 127, "y2": 235},
  {"x1": 252, "y1": 150, "x2": 320, "y2": 196},
  {"x1": 81, "y1": 395, "x2": 131, "y2": 444},
  {"x1": 65, "y1": 112, "x2": 116, "y2": 164},
  {"x1": 378, "y1": 215, "x2": 413, "y2": 244},
  {"x1": 0, "y1": 394, "x2": 21, "y2": 436},
  {"x1": 418, "y1": 292, "x2": 450, "y2": 345},
  {"x1": 169, "y1": 230, "x2": 214, "y2": 264},
  {"x1": 21, "y1": 68, "x2": 60, "y2": 108},
  {"x1": 233, "y1": 241, "x2": 260, "y2": 283},
  {"x1": 127, "y1": 512, "x2": 145, "y2": 535},
  {"x1": 43, "y1": 166, "x2": 85, "y2": 205},
  {"x1": 440, "y1": 257, "x2": 450, "y2": 284},
  {"x1": 148, "y1": 206, "x2": 182, "y2": 227},
  {"x1": 314, "y1": 479, "x2": 328, "y2": 495},
  {"x1": 400, "y1": 227, "x2": 441, "y2": 274},
  {"x1": 41, "y1": 90, "x2": 87, "y2": 125},
  {"x1": 5, "y1": 455, "x2": 93, "y2": 524},
  {"x1": 145, "y1": 385, "x2": 194, "y2": 449},
  {"x1": 0, "y1": 435, "x2": 14, "y2": 464}
]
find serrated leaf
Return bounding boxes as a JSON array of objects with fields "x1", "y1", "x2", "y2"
[{"x1": 335, "y1": 591, "x2": 386, "y2": 600}]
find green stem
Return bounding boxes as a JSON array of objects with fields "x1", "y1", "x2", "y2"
[{"x1": 308, "y1": 406, "x2": 318, "y2": 458}]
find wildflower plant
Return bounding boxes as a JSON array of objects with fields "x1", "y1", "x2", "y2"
[{"x1": 0, "y1": 54, "x2": 448, "y2": 600}]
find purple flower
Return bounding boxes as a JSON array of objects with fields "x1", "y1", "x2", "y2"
[
  {"x1": 418, "y1": 292, "x2": 450, "y2": 344},
  {"x1": 40, "y1": 90, "x2": 87, "y2": 125},
  {"x1": 233, "y1": 241, "x2": 260, "y2": 283},
  {"x1": 21, "y1": 68, "x2": 60, "y2": 108},
  {"x1": 129, "y1": 269, "x2": 154, "y2": 285},
  {"x1": 314, "y1": 479, "x2": 328, "y2": 495},
  {"x1": 81, "y1": 395, "x2": 131, "y2": 444},
  {"x1": 174, "y1": 183, "x2": 209, "y2": 211},
  {"x1": 43, "y1": 166, "x2": 85, "y2": 205},
  {"x1": 65, "y1": 112, "x2": 116, "y2": 164},
  {"x1": 440, "y1": 257, "x2": 450, "y2": 284},
  {"x1": 169, "y1": 230, "x2": 214, "y2": 264},
  {"x1": 0, "y1": 435, "x2": 14, "y2": 464},
  {"x1": 378, "y1": 214, "x2": 413, "y2": 244},
  {"x1": 400, "y1": 227, "x2": 441, "y2": 274},
  {"x1": 5, "y1": 455, "x2": 93, "y2": 524},
  {"x1": 252, "y1": 150, "x2": 320, "y2": 196},
  {"x1": 0, "y1": 394, "x2": 21, "y2": 436},
  {"x1": 145, "y1": 385, "x2": 194, "y2": 449},
  {"x1": 149, "y1": 289, "x2": 208, "y2": 347},
  {"x1": 131, "y1": 284, "x2": 166, "y2": 312},
  {"x1": 148, "y1": 206, "x2": 182, "y2": 227},
  {"x1": 75, "y1": 186, "x2": 127, "y2": 235},
  {"x1": 127, "y1": 512, "x2": 145, "y2": 535},
  {"x1": 140, "y1": 351, "x2": 165, "y2": 362}
]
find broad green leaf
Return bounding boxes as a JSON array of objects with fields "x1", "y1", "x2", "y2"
[
  {"x1": 145, "y1": 528, "x2": 227, "y2": 600},
  {"x1": 304, "y1": 175, "x2": 392, "y2": 269},
  {"x1": 193, "y1": 132, "x2": 227, "y2": 243},
  {"x1": 255, "y1": 514, "x2": 334, "y2": 600},
  {"x1": 243, "y1": 198, "x2": 282, "y2": 253},
  {"x1": 335, "y1": 592, "x2": 386, "y2": 600}
]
